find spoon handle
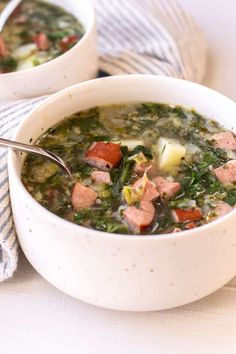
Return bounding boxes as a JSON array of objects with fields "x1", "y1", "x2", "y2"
[
  {"x1": 0, "y1": 137, "x2": 73, "y2": 179},
  {"x1": 0, "y1": 0, "x2": 22, "y2": 32},
  {"x1": 0, "y1": 137, "x2": 43, "y2": 155}
]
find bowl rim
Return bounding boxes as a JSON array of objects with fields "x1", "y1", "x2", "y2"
[
  {"x1": 0, "y1": 0, "x2": 96, "y2": 78},
  {"x1": 8, "y1": 74, "x2": 236, "y2": 242}
]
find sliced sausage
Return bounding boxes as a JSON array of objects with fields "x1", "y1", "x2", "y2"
[
  {"x1": 91, "y1": 171, "x2": 111, "y2": 184},
  {"x1": 60, "y1": 35, "x2": 80, "y2": 52},
  {"x1": 214, "y1": 160, "x2": 236, "y2": 185},
  {"x1": 33, "y1": 32, "x2": 50, "y2": 50},
  {"x1": 0, "y1": 37, "x2": 8, "y2": 58},
  {"x1": 71, "y1": 182, "x2": 98, "y2": 211},
  {"x1": 172, "y1": 208, "x2": 202, "y2": 223},
  {"x1": 153, "y1": 176, "x2": 180, "y2": 202},
  {"x1": 85, "y1": 142, "x2": 123, "y2": 170},
  {"x1": 210, "y1": 132, "x2": 236, "y2": 150},
  {"x1": 123, "y1": 201, "x2": 155, "y2": 233}
]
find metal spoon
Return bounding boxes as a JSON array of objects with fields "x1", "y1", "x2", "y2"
[
  {"x1": 0, "y1": 0, "x2": 22, "y2": 32},
  {"x1": 0, "y1": 137, "x2": 74, "y2": 179}
]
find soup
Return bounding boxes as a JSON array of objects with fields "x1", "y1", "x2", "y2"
[
  {"x1": 0, "y1": 0, "x2": 84, "y2": 73},
  {"x1": 21, "y1": 103, "x2": 236, "y2": 235}
]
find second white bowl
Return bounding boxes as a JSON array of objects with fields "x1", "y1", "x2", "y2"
[{"x1": 0, "y1": 0, "x2": 98, "y2": 101}]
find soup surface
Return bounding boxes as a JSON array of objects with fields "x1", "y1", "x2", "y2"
[
  {"x1": 0, "y1": 0, "x2": 84, "y2": 73},
  {"x1": 22, "y1": 103, "x2": 236, "y2": 235}
]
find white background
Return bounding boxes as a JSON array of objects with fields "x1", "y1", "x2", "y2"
[{"x1": 1, "y1": 1, "x2": 236, "y2": 353}]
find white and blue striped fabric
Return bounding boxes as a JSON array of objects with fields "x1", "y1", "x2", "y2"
[{"x1": 0, "y1": 0, "x2": 207, "y2": 281}]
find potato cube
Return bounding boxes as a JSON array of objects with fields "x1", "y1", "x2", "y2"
[{"x1": 153, "y1": 137, "x2": 186, "y2": 172}]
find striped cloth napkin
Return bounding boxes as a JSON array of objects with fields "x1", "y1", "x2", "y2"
[{"x1": 0, "y1": 0, "x2": 207, "y2": 281}]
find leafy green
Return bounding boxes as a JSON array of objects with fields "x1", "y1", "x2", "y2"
[
  {"x1": 73, "y1": 161, "x2": 93, "y2": 179},
  {"x1": 77, "y1": 111, "x2": 101, "y2": 132},
  {"x1": 110, "y1": 147, "x2": 135, "y2": 196},
  {"x1": 132, "y1": 145, "x2": 153, "y2": 160},
  {"x1": 74, "y1": 209, "x2": 93, "y2": 223},
  {"x1": 48, "y1": 31, "x2": 69, "y2": 41},
  {"x1": 74, "y1": 209, "x2": 129, "y2": 234},
  {"x1": 138, "y1": 103, "x2": 170, "y2": 117},
  {"x1": 22, "y1": 101, "x2": 236, "y2": 236},
  {"x1": 0, "y1": 56, "x2": 17, "y2": 72},
  {"x1": 174, "y1": 140, "x2": 234, "y2": 208},
  {"x1": 179, "y1": 160, "x2": 224, "y2": 202},
  {"x1": 225, "y1": 189, "x2": 236, "y2": 206},
  {"x1": 156, "y1": 210, "x2": 175, "y2": 233}
]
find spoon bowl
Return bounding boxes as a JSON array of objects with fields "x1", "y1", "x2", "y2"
[{"x1": 0, "y1": 137, "x2": 73, "y2": 179}]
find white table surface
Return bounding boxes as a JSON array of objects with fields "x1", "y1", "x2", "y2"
[{"x1": 1, "y1": 1, "x2": 236, "y2": 353}]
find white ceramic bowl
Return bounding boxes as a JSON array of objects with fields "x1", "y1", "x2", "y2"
[
  {"x1": 0, "y1": 0, "x2": 98, "y2": 102},
  {"x1": 8, "y1": 75, "x2": 236, "y2": 311}
]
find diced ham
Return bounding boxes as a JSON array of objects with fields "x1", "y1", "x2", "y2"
[
  {"x1": 60, "y1": 35, "x2": 80, "y2": 52},
  {"x1": 0, "y1": 36, "x2": 8, "y2": 58},
  {"x1": 172, "y1": 208, "x2": 202, "y2": 223},
  {"x1": 152, "y1": 176, "x2": 180, "y2": 202},
  {"x1": 142, "y1": 181, "x2": 160, "y2": 202},
  {"x1": 85, "y1": 142, "x2": 123, "y2": 170},
  {"x1": 71, "y1": 182, "x2": 98, "y2": 211},
  {"x1": 134, "y1": 161, "x2": 152, "y2": 176},
  {"x1": 123, "y1": 201, "x2": 155, "y2": 233},
  {"x1": 91, "y1": 171, "x2": 111, "y2": 184},
  {"x1": 213, "y1": 201, "x2": 233, "y2": 218},
  {"x1": 140, "y1": 201, "x2": 156, "y2": 214},
  {"x1": 214, "y1": 160, "x2": 236, "y2": 185},
  {"x1": 133, "y1": 178, "x2": 160, "y2": 202},
  {"x1": 33, "y1": 32, "x2": 50, "y2": 50},
  {"x1": 134, "y1": 162, "x2": 159, "y2": 179},
  {"x1": 210, "y1": 132, "x2": 236, "y2": 150}
]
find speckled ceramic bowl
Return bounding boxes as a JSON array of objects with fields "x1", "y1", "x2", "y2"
[
  {"x1": 0, "y1": 0, "x2": 98, "y2": 101},
  {"x1": 8, "y1": 75, "x2": 236, "y2": 311}
]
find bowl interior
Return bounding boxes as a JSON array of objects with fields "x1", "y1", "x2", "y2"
[
  {"x1": 43, "y1": 0, "x2": 94, "y2": 30},
  {"x1": 10, "y1": 74, "x2": 236, "y2": 201}
]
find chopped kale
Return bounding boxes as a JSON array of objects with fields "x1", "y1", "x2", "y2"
[
  {"x1": 73, "y1": 162, "x2": 93, "y2": 179},
  {"x1": 132, "y1": 145, "x2": 153, "y2": 160},
  {"x1": 74, "y1": 209, "x2": 129, "y2": 234},
  {"x1": 22, "y1": 102, "x2": 236, "y2": 235},
  {"x1": 76, "y1": 110, "x2": 101, "y2": 131},
  {"x1": 110, "y1": 147, "x2": 135, "y2": 197},
  {"x1": 0, "y1": 56, "x2": 17, "y2": 72},
  {"x1": 225, "y1": 189, "x2": 236, "y2": 206}
]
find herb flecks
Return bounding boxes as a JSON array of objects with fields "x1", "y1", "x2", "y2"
[{"x1": 21, "y1": 102, "x2": 236, "y2": 235}]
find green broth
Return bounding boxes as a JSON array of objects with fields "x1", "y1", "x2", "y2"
[{"x1": 21, "y1": 103, "x2": 236, "y2": 235}]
